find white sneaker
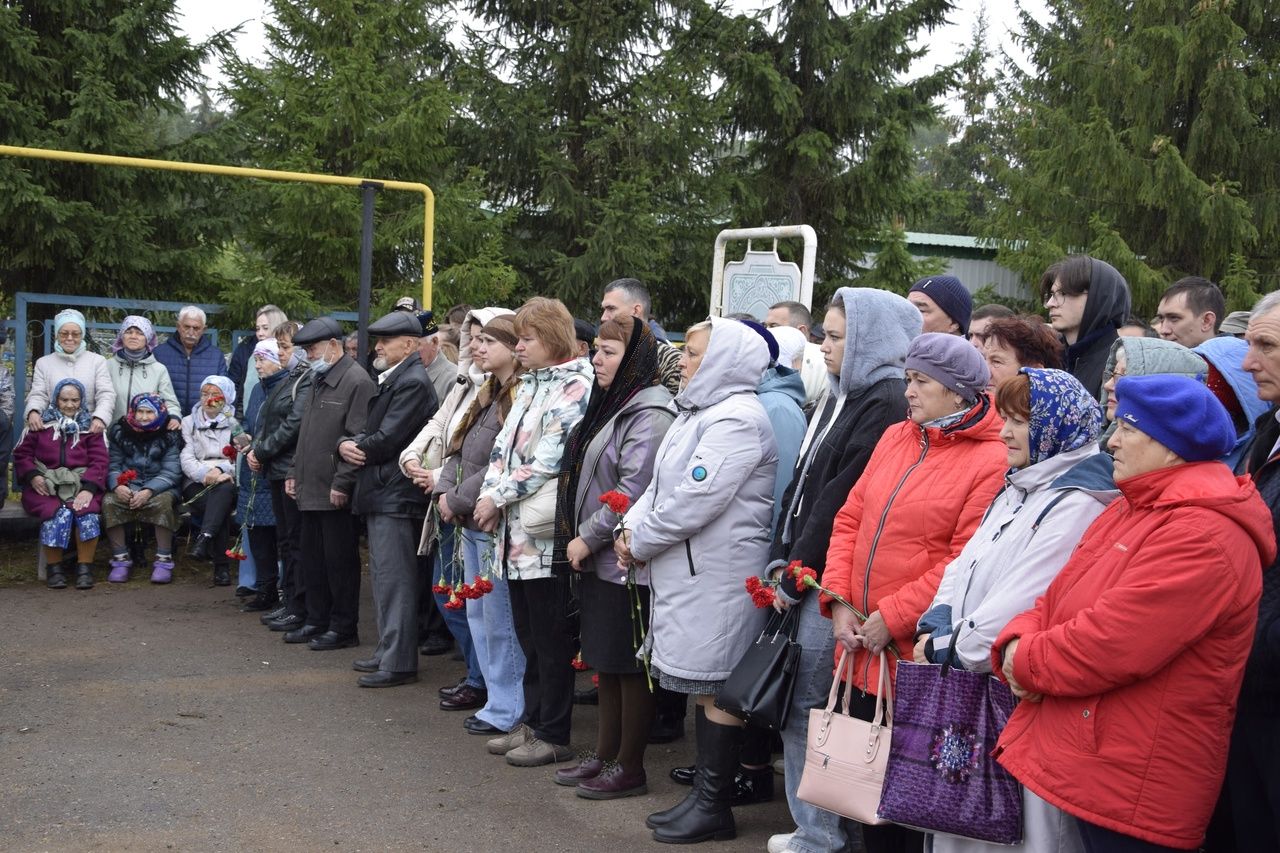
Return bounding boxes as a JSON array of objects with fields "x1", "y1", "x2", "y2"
[
  {"x1": 767, "y1": 831, "x2": 797, "y2": 853},
  {"x1": 772, "y1": 757, "x2": 785, "y2": 775}
]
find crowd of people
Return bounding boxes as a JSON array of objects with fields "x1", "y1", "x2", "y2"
[{"x1": 6, "y1": 262, "x2": 1280, "y2": 853}]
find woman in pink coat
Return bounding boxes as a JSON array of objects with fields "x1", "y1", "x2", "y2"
[{"x1": 13, "y1": 378, "x2": 108, "y2": 590}]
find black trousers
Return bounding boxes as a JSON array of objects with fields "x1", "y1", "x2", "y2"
[
  {"x1": 247, "y1": 524, "x2": 278, "y2": 586},
  {"x1": 1227, "y1": 710, "x2": 1280, "y2": 851},
  {"x1": 843, "y1": 687, "x2": 924, "y2": 853},
  {"x1": 417, "y1": 548, "x2": 448, "y2": 641},
  {"x1": 509, "y1": 574, "x2": 576, "y2": 746},
  {"x1": 183, "y1": 480, "x2": 234, "y2": 568},
  {"x1": 300, "y1": 508, "x2": 361, "y2": 636},
  {"x1": 1077, "y1": 821, "x2": 1181, "y2": 852},
  {"x1": 270, "y1": 481, "x2": 305, "y2": 616}
]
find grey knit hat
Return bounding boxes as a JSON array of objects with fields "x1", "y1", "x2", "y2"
[{"x1": 905, "y1": 332, "x2": 991, "y2": 403}]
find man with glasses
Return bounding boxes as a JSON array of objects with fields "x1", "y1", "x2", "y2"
[{"x1": 1041, "y1": 255, "x2": 1132, "y2": 397}]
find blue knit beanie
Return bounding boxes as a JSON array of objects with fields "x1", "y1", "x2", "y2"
[
  {"x1": 909, "y1": 275, "x2": 973, "y2": 335},
  {"x1": 737, "y1": 319, "x2": 779, "y2": 365},
  {"x1": 1113, "y1": 375, "x2": 1235, "y2": 462}
]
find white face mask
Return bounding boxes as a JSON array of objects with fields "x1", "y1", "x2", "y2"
[{"x1": 309, "y1": 341, "x2": 336, "y2": 374}]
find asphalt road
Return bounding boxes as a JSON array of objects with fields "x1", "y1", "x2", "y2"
[{"x1": 0, "y1": 577, "x2": 793, "y2": 852}]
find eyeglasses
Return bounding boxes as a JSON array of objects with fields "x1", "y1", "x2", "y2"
[
  {"x1": 1045, "y1": 288, "x2": 1087, "y2": 306},
  {"x1": 57, "y1": 329, "x2": 83, "y2": 340},
  {"x1": 1103, "y1": 366, "x2": 1127, "y2": 383}
]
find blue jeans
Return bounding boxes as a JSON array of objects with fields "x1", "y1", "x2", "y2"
[
  {"x1": 783, "y1": 591, "x2": 854, "y2": 853},
  {"x1": 433, "y1": 522, "x2": 483, "y2": 689},
  {"x1": 237, "y1": 544, "x2": 257, "y2": 591},
  {"x1": 462, "y1": 528, "x2": 525, "y2": 731}
]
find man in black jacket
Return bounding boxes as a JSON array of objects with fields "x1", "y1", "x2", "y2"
[
  {"x1": 339, "y1": 311, "x2": 439, "y2": 687},
  {"x1": 1231, "y1": 291, "x2": 1280, "y2": 849}
]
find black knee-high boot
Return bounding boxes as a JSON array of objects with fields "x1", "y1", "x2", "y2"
[
  {"x1": 652, "y1": 716, "x2": 743, "y2": 844},
  {"x1": 647, "y1": 704, "x2": 706, "y2": 829}
]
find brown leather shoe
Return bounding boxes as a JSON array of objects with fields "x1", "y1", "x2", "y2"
[
  {"x1": 577, "y1": 763, "x2": 648, "y2": 800},
  {"x1": 439, "y1": 684, "x2": 487, "y2": 711},
  {"x1": 554, "y1": 753, "x2": 603, "y2": 787}
]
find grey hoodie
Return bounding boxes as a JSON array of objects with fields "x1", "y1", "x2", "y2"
[
  {"x1": 1099, "y1": 336, "x2": 1207, "y2": 448},
  {"x1": 626, "y1": 317, "x2": 778, "y2": 682}
]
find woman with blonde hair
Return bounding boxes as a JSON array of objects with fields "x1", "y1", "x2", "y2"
[{"x1": 475, "y1": 297, "x2": 593, "y2": 768}]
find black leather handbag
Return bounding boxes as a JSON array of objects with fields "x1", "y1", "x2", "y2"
[{"x1": 715, "y1": 606, "x2": 802, "y2": 730}]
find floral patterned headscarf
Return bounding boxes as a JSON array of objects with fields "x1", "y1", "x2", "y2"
[
  {"x1": 125, "y1": 393, "x2": 169, "y2": 433},
  {"x1": 40, "y1": 377, "x2": 92, "y2": 446},
  {"x1": 1022, "y1": 368, "x2": 1103, "y2": 466}
]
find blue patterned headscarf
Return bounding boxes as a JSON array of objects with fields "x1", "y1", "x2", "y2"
[
  {"x1": 41, "y1": 377, "x2": 92, "y2": 446},
  {"x1": 1022, "y1": 368, "x2": 1103, "y2": 465}
]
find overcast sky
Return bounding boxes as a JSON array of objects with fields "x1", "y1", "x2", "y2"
[{"x1": 175, "y1": 0, "x2": 1048, "y2": 110}]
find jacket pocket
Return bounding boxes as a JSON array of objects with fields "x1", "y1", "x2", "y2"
[{"x1": 1077, "y1": 694, "x2": 1101, "y2": 754}]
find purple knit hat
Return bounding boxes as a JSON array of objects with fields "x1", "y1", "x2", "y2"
[
  {"x1": 909, "y1": 275, "x2": 973, "y2": 334},
  {"x1": 905, "y1": 332, "x2": 991, "y2": 403}
]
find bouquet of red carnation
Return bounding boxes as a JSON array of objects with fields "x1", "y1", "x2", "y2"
[
  {"x1": 224, "y1": 541, "x2": 248, "y2": 561},
  {"x1": 745, "y1": 575, "x2": 776, "y2": 608},
  {"x1": 117, "y1": 469, "x2": 139, "y2": 487},
  {"x1": 222, "y1": 444, "x2": 239, "y2": 460},
  {"x1": 600, "y1": 490, "x2": 630, "y2": 515}
]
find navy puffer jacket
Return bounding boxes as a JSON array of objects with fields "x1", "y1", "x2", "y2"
[
  {"x1": 153, "y1": 335, "x2": 228, "y2": 416},
  {"x1": 106, "y1": 421, "x2": 183, "y2": 494}
]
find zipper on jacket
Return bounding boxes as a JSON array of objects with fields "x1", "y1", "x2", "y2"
[
  {"x1": 685, "y1": 540, "x2": 695, "y2": 576},
  {"x1": 858, "y1": 425, "x2": 929, "y2": 688}
]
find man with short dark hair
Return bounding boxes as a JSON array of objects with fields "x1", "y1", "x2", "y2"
[
  {"x1": 766, "y1": 301, "x2": 826, "y2": 409},
  {"x1": 600, "y1": 278, "x2": 681, "y2": 394},
  {"x1": 968, "y1": 303, "x2": 1015, "y2": 347},
  {"x1": 1156, "y1": 276, "x2": 1225, "y2": 347}
]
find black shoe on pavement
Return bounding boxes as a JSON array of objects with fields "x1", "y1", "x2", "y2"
[
  {"x1": 574, "y1": 686, "x2": 599, "y2": 706},
  {"x1": 358, "y1": 670, "x2": 417, "y2": 688},
  {"x1": 439, "y1": 677, "x2": 468, "y2": 700},
  {"x1": 309, "y1": 631, "x2": 359, "y2": 651},
  {"x1": 189, "y1": 532, "x2": 214, "y2": 562},
  {"x1": 464, "y1": 715, "x2": 503, "y2": 735},
  {"x1": 418, "y1": 634, "x2": 453, "y2": 656},
  {"x1": 260, "y1": 605, "x2": 289, "y2": 625},
  {"x1": 353, "y1": 657, "x2": 380, "y2": 673},
  {"x1": 440, "y1": 685, "x2": 487, "y2": 711},
  {"x1": 267, "y1": 613, "x2": 306, "y2": 632},
  {"x1": 212, "y1": 565, "x2": 231, "y2": 586},
  {"x1": 283, "y1": 624, "x2": 326, "y2": 644}
]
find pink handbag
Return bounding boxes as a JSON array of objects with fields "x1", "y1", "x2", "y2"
[{"x1": 796, "y1": 649, "x2": 893, "y2": 825}]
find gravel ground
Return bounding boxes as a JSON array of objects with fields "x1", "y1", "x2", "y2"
[{"x1": 0, "y1": 573, "x2": 794, "y2": 852}]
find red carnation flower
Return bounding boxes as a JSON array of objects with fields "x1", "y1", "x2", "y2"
[
  {"x1": 600, "y1": 490, "x2": 630, "y2": 515},
  {"x1": 473, "y1": 577, "x2": 494, "y2": 595},
  {"x1": 224, "y1": 548, "x2": 248, "y2": 562},
  {"x1": 571, "y1": 652, "x2": 589, "y2": 671},
  {"x1": 432, "y1": 583, "x2": 450, "y2": 595},
  {"x1": 790, "y1": 564, "x2": 818, "y2": 587},
  {"x1": 745, "y1": 576, "x2": 763, "y2": 594},
  {"x1": 750, "y1": 587, "x2": 776, "y2": 608},
  {"x1": 222, "y1": 444, "x2": 238, "y2": 460},
  {"x1": 117, "y1": 469, "x2": 139, "y2": 486}
]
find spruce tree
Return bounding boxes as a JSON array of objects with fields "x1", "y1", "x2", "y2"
[
  {"x1": 716, "y1": 0, "x2": 955, "y2": 290},
  {"x1": 219, "y1": 0, "x2": 515, "y2": 313},
  {"x1": 0, "y1": 1, "x2": 230, "y2": 299},
  {"x1": 457, "y1": 0, "x2": 737, "y2": 323},
  {"x1": 989, "y1": 0, "x2": 1279, "y2": 312}
]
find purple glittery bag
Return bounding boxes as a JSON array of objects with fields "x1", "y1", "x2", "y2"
[{"x1": 876, "y1": 658, "x2": 1023, "y2": 844}]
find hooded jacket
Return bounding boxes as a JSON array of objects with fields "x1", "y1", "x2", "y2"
[
  {"x1": 820, "y1": 394, "x2": 1008, "y2": 694},
  {"x1": 756, "y1": 364, "x2": 807, "y2": 528},
  {"x1": 106, "y1": 354, "x2": 180, "y2": 424},
  {"x1": 1195, "y1": 336, "x2": 1268, "y2": 473},
  {"x1": 1063, "y1": 259, "x2": 1130, "y2": 398},
  {"x1": 480, "y1": 355, "x2": 593, "y2": 580},
  {"x1": 250, "y1": 362, "x2": 314, "y2": 482},
  {"x1": 347, "y1": 352, "x2": 438, "y2": 517},
  {"x1": 154, "y1": 334, "x2": 228, "y2": 416},
  {"x1": 25, "y1": 348, "x2": 116, "y2": 427},
  {"x1": 624, "y1": 317, "x2": 777, "y2": 682},
  {"x1": 770, "y1": 288, "x2": 919, "y2": 599},
  {"x1": 1098, "y1": 336, "x2": 1207, "y2": 447},
  {"x1": 917, "y1": 447, "x2": 1118, "y2": 671},
  {"x1": 992, "y1": 461, "x2": 1274, "y2": 850}
]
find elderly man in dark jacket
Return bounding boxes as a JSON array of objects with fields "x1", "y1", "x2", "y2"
[
  {"x1": 153, "y1": 306, "x2": 228, "y2": 416},
  {"x1": 273, "y1": 318, "x2": 375, "y2": 650},
  {"x1": 339, "y1": 311, "x2": 439, "y2": 687},
  {"x1": 244, "y1": 352, "x2": 314, "y2": 615}
]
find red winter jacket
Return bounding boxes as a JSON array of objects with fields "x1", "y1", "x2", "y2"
[
  {"x1": 820, "y1": 396, "x2": 1007, "y2": 693},
  {"x1": 992, "y1": 461, "x2": 1274, "y2": 850}
]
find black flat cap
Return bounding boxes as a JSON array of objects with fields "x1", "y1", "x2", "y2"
[
  {"x1": 293, "y1": 317, "x2": 344, "y2": 346},
  {"x1": 368, "y1": 311, "x2": 424, "y2": 338}
]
